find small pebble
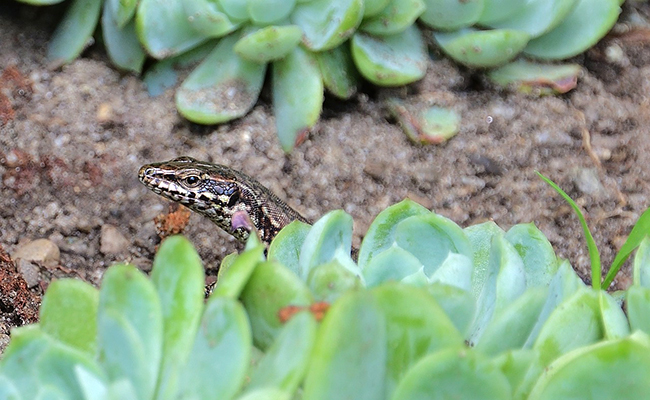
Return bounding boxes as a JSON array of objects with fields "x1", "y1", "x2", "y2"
[
  {"x1": 572, "y1": 168, "x2": 607, "y2": 199},
  {"x1": 11, "y1": 238, "x2": 60, "y2": 265},
  {"x1": 16, "y1": 259, "x2": 40, "y2": 288},
  {"x1": 100, "y1": 224, "x2": 130, "y2": 255}
]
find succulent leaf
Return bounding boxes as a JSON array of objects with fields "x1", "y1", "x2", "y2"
[
  {"x1": 476, "y1": 287, "x2": 547, "y2": 355},
  {"x1": 246, "y1": 311, "x2": 317, "y2": 393},
  {"x1": 391, "y1": 348, "x2": 511, "y2": 400},
  {"x1": 182, "y1": 0, "x2": 240, "y2": 38},
  {"x1": 315, "y1": 44, "x2": 359, "y2": 99},
  {"x1": 477, "y1": 0, "x2": 528, "y2": 24},
  {"x1": 358, "y1": 199, "x2": 431, "y2": 269},
  {"x1": 291, "y1": 0, "x2": 364, "y2": 51},
  {"x1": 102, "y1": 0, "x2": 146, "y2": 73},
  {"x1": 176, "y1": 34, "x2": 267, "y2": 124},
  {"x1": 364, "y1": 246, "x2": 423, "y2": 287},
  {"x1": 505, "y1": 223, "x2": 559, "y2": 288},
  {"x1": 487, "y1": 60, "x2": 581, "y2": 95},
  {"x1": 268, "y1": 220, "x2": 312, "y2": 276},
  {"x1": 110, "y1": 0, "x2": 137, "y2": 28},
  {"x1": 359, "y1": 0, "x2": 425, "y2": 36},
  {"x1": 298, "y1": 210, "x2": 354, "y2": 279},
  {"x1": 234, "y1": 25, "x2": 303, "y2": 63},
  {"x1": 419, "y1": 0, "x2": 483, "y2": 31},
  {"x1": 211, "y1": 242, "x2": 265, "y2": 299},
  {"x1": 433, "y1": 28, "x2": 530, "y2": 68},
  {"x1": 303, "y1": 291, "x2": 387, "y2": 400},
  {"x1": 136, "y1": 0, "x2": 208, "y2": 59},
  {"x1": 150, "y1": 235, "x2": 205, "y2": 400},
  {"x1": 177, "y1": 297, "x2": 252, "y2": 400},
  {"x1": 528, "y1": 333, "x2": 650, "y2": 399},
  {"x1": 351, "y1": 26, "x2": 427, "y2": 86},
  {"x1": 219, "y1": 0, "x2": 251, "y2": 22},
  {"x1": 425, "y1": 284, "x2": 476, "y2": 337},
  {"x1": 97, "y1": 265, "x2": 162, "y2": 400},
  {"x1": 39, "y1": 279, "x2": 99, "y2": 356},
  {"x1": 46, "y1": 0, "x2": 102, "y2": 66},
  {"x1": 523, "y1": 0, "x2": 620, "y2": 60},
  {"x1": 143, "y1": 40, "x2": 216, "y2": 97},
  {"x1": 240, "y1": 261, "x2": 313, "y2": 349},
  {"x1": 248, "y1": 0, "x2": 296, "y2": 24},
  {"x1": 373, "y1": 284, "x2": 464, "y2": 397},
  {"x1": 363, "y1": 0, "x2": 392, "y2": 17},
  {"x1": 307, "y1": 260, "x2": 362, "y2": 302},
  {"x1": 272, "y1": 46, "x2": 323, "y2": 152},
  {"x1": 486, "y1": 0, "x2": 578, "y2": 38}
]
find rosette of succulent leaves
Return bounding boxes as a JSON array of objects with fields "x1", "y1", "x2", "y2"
[{"x1": 20, "y1": 0, "x2": 622, "y2": 151}]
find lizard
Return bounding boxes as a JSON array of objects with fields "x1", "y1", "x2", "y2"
[{"x1": 138, "y1": 156, "x2": 311, "y2": 247}]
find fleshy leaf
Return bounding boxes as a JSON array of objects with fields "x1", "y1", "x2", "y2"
[
  {"x1": 240, "y1": 261, "x2": 313, "y2": 349},
  {"x1": 386, "y1": 99, "x2": 460, "y2": 144},
  {"x1": 247, "y1": 311, "x2": 317, "y2": 393},
  {"x1": 136, "y1": 0, "x2": 208, "y2": 59},
  {"x1": 40, "y1": 279, "x2": 99, "y2": 355},
  {"x1": 307, "y1": 259, "x2": 362, "y2": 302},
  {"x1": 303, "y1": 291, "x2": 387, "y2": 400},
  {"x1": 486, "y1": 0, "x2": 578, "y2": 37},
  {"x1": 272, "y1": 46, "x2": 323, "y2": 152},
  {"x1": 393, "y1": 213, "x2": 473, "y2": 277},
  {"x1": 351, "y1": 26, "x2": 427, "y2": 86},
  {"x1": 150, "y1": 236, "x2": 204, "y2": 400},
  {"x1": 182, "y1": 0, "x2": 240, "y2": 38},
  {"x1": 46, "y1": 0, "x2": 102, "y2": 66},
  {"x1": 426, "y1": 283, "x2": 476, "y2": 338},
  {"x1": 358, "y1": 199, "x2": 430, "y2": 270},
  {"x1": 143, "y1": 40, "x2": 216, "y2": 97},
  {"x1": 488, "y1": 60, "x2": 581, "y2": 95},
  {"x1": 505, "y1": 223, "x2": 559, "y2": 288},
  {"x1": 528, "y1": 332, "x2": 650, "y2": 399},
  {"x1": 533, "y1": 288, "x2": 603, "y2": 366},
  {"x1": 235, "y1": 25, "x2": 303, "y2": 63},
  {"x1": 476, "y1": 287, "x2": 547, "y2": 355},
  {"x1": 102, "y1": 0, "x2": 146, "y2": 73},
  {"x1": 469, "y1": 234, "x2": 526, "y2": 345},
  {"x1": 359, "y1": 0, "x2": 425, "y2": 36},
  {"x1": 315, "y1": 45, "x2": 359, "y2": 99},
  {"x1": 212, "y1": 243, "x2": 265, "y2": 299},
  {"x1": 248, "y1": 0, "x2": 296, "y2": 24},
  {"x1": 373, "y1": 284, "x2": 463, "y2": 397},
  {"x1": 291, "y1": 0, "x2": 363, "y2": 51},
  {"x1": 477, "y1": 0, "x2": 528, "y2": 24},
  {"x1": 97, "y1": 264, "x2": 162, "y2": 400},
  {"x1": 298, "y1": 210, "x2": 354, "y2": 280},
  {"x1": 177, "y1": 297, "x2": 251, "y2": 400},
  {"x1": 268, "y1": 220, "x2": 312, "y2": 276},
  {"x1": 364, "y1": 245, "x2": 423, "y2": 287},
  {"x1": 419, "y1": 0, "x2": 483, "y2": 30},
  {"x1": 434, "y1": 28, "x2": 530, "y2": 68},
  {"x1": 391, "y1": 348, "x2": 511, "y2": 400},
  {"x1": 523, "y1": 0, "x2": 620, "y2": 60},
  {"x1": 176, "y1": 34, "x2": 267, "y2": 124}
]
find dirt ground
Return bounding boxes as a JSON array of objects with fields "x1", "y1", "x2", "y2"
[{"x1": 1, "y1": 3, "x2": 650, "y2": 344}]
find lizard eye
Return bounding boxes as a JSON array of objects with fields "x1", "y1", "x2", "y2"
[{"x1": 183, "y1": 175, "x2": 201, "y2": 187}]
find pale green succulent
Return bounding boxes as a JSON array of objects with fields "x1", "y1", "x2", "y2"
[{"x1": 18, "y1": 0, "x2": 623, "y2": 151}]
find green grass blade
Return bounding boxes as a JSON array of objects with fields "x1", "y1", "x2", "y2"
[
  {"x1": 537, "y1": 172, "x2": 601, "y2": 290},
  {"x1": 602, "y1": 207, "x2": 650, "y2": 289}
]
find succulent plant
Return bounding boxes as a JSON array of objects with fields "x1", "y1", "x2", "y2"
[
  {"x1": 18, "y1": 0, "x2": 623, "y2": 151},
  {"x1": 2, "y1": 174, "x2": 650, "y2": 399}
]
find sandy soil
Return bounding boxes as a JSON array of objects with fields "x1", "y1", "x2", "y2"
[{"x1": 1, "y1": 3, "x2": 650, "y2": 341}]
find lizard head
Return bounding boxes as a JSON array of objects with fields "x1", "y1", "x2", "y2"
[{"x1": 138, "y1": 157, "x2": 242, "y2": 214}]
